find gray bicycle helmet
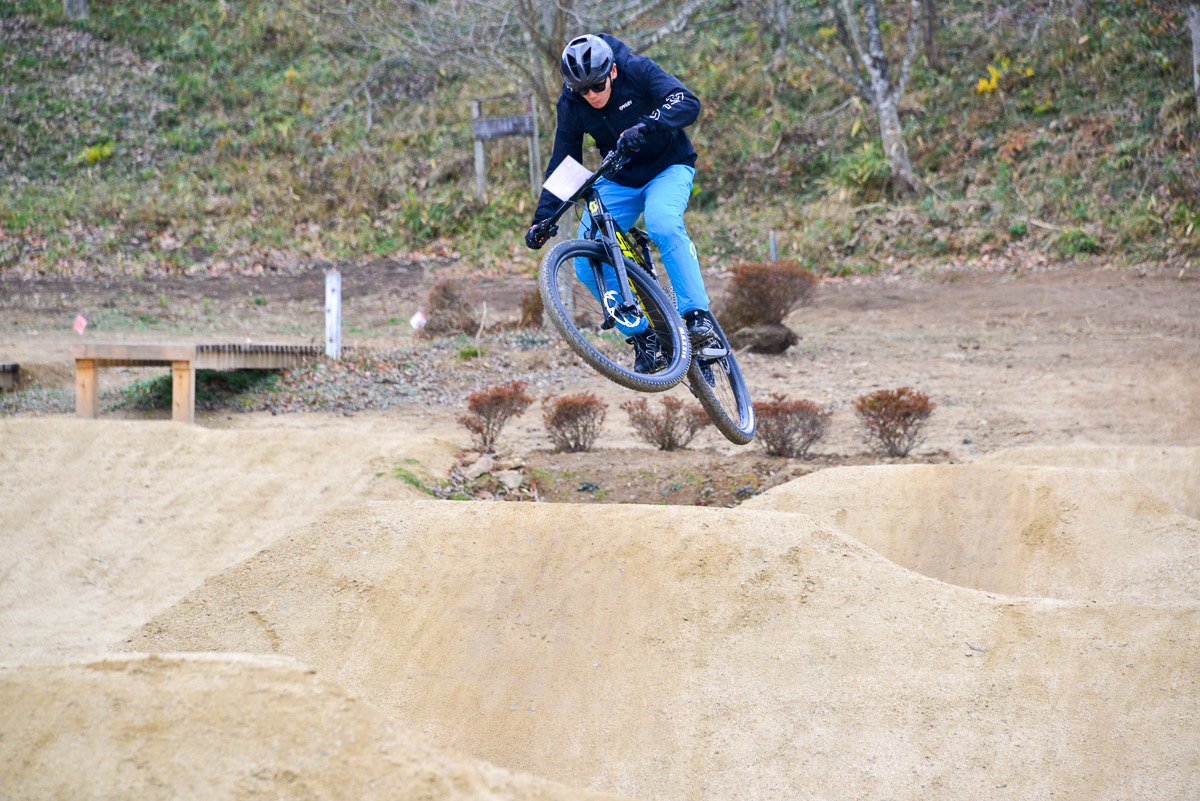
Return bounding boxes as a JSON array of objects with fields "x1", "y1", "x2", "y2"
[{"x1": 560, "y1": 34, "x2": 614, "y2": 90}]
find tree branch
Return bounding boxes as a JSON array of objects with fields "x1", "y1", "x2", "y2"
[
  {"x1": 894, "y1": 0, "x2": 923, "y2": 100},
  {"x1": 628, "y1": 0, "x2": 718, "y2": 51},
  {"x1": 313, "y1": 56, "x2": 408, "y2": 132},
  {"x1": 828, "y1": 0, "x2": 875, "y2": 103}
]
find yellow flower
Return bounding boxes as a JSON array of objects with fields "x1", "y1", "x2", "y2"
[
  {"x1": 817, "y1": 26, "x2": 837, "y2": 38},
  {"x1": 976, "y1": 76, "x2": 997, "y2": 94},
  {"x1": 78, "y1": 142, "x2": 114, "y2": 164}
]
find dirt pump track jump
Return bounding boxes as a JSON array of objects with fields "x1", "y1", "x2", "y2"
[{"x1": 0, "y1": 417, "x2": 1197, "y2": 801}]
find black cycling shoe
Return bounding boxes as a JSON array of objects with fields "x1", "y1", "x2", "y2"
[
  {"x1": 627, "y1": 328, "x2": 667, "y2": 374},
  {"x1": 684, "y1": 309, "x2": 716, "y2": 345}
]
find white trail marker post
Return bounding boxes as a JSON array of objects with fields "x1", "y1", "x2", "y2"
[{"x1": 325, "y1": 269, "x2": 342, "y2": 359}]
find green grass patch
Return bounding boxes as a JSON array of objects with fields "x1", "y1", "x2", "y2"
[
  {"x1": 114, "y1": 368, "x2": 279, "y2": 410},
  {"x1": 456, "y1": 344, "x2": 485, "y2": 361},
  {"x1": 392, "y1": 465, "x2": 437, "y2": 496}
]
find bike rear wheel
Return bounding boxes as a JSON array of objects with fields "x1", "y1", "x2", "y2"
[
  {"x1": 688, "y1": 316, "x2": 756, "y2": 444},
  {"x1": 540, "y1": 239, "x2": 691, "y2": 392}
]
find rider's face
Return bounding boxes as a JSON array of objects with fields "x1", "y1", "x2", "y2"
[{"x1": 581, "y1": 65, "x2": 617, "y2": 109}]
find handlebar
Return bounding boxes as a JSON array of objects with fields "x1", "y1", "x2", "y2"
[{"x1": 537, "y1": 143, "x2": 632, "y2": 234}]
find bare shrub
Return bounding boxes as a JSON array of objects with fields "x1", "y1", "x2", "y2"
[
  {"x1": 753, "y1": 394, "x2": 831, "y2": 458},
  {"x1": 423, "y1": 276, "x2": 477, "y2": 336},
  {"x1": 853, "y1": 387, "x2": 936, "y2": 457},
  {"x1": 458, "y1": 380, "x2": 532, "y2": 452},
  {"x1": 621, "y1": 396, "x2": 708, "y2": 451},
  {"x1": 518, "y1": 286, "x2": 543, "y2": 329},
  {"x1": 542, "y1": 392, "x2": 607, "y2": 453},
  {"x1": 720, "y1": 261, "x2": 818, "y2": 330}
]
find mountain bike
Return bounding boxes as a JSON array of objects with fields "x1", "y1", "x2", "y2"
[{"x1": 530, "y1": 145, "x2": 755, "y2": 445}]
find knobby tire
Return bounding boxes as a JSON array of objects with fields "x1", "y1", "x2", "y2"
[
  {"x1": 688, "y1": 316, "x2": 756, "y2": 445},
  {"x1": 539, "y1": 239, "x2": 690, "y2": 393}
]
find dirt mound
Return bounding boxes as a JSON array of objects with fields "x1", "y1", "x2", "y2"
[
  {"x1": 743, "y1": 464, "x2": 1200, "y2": 602},
  {"x1": 0, "y1": 653, "x2": 629, "y2": 801},
  {"x1": 974, "y1": 445, "x2": 1200, "y2": 518},
  {"x1": 130, "y1": 500, "x2": 1200, "y2": 801},
  {"x1": 0, "y1": 416, "x2": 458, "y2": 660}
]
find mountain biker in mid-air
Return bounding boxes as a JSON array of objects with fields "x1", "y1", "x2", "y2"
[{"x1": 524, "y1": 32, "x2": 716, "y2": 375}]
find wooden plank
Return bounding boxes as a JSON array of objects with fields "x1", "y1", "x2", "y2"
[
  {"x1": 68, "y1": 343, "x2": 325, "y2": 370},
  {"x1": 172, "y1": 361, "x2": 195, "y2": 424},
  {"x1": 75, "y1": 359, "x2": 98, "y2": 419},
  {"x1": 68, "y1": 343, "x2": 196, "y2": 362},
  {"x1": 192, "y1": 345, "x2": 323, "y2": 370},
  {"x1": 473, "y1": 114, "x2": 534, "y2": 140}
]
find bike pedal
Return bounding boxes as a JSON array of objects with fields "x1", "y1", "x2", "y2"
[{"x1": 696, "y1": 344, "x2": 729, "y2": 359}]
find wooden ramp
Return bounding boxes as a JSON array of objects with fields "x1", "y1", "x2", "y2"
[{"x1": 68, "y1": 343, "x2": 326, "y2": 423}]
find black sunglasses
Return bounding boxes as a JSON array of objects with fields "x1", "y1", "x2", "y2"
[{"x1": 576, "y1": 76, "x2": 609, "y2": 96}]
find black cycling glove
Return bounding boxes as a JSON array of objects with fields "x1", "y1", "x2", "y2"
[
  {"x1": 525, "y1": 222, "x2": 557, "y2": 250},
  {"x1": 618, "y1": 123, "x2": 648, "y2": 152}
]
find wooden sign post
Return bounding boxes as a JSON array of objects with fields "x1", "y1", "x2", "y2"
[{"x1": 471, "y1": 94, "x2": 541, "y2": 202}]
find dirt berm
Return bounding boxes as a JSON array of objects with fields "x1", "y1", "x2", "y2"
[
  {"x1": 0, "y1": 416, "x2": 457, "y2": 660},
  {"x1": 742, "y1": 463, "x2": 1200, "y2": 603},
  {"x1": 973, "y1": 444, "x2": 1200, "y2": 518},
  {"x1": 127, "y1": 500, "x2": 1200, "y2": 801}
]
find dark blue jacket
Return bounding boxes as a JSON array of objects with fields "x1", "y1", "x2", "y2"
[{"x1": 531, "y1": 34, "x2": 701, "y2": 225}]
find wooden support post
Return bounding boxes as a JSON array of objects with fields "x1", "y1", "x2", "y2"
[
  {"x1": 528, "y1": 93, "x2": 541, "y2": 198},
  {"x1": 172, "y1": 361, "x2": 195, "y2": 423},
  {"x1": 75, "y1": 359, "x2": 98, "y2": 418},
  {"x1": 472, "y1": 99, "x2": 486, "y2": 202}
]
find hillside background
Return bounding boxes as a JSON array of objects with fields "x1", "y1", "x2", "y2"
[{"x1": 1, "y1": 0, "x2": 1196, "y2": 281}]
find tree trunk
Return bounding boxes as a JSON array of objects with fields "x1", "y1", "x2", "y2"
[
  {"x1": 63, "y1": 0, "x2": 88, "y2": 20},
  {"x1": 874, "y1": 94, "x2": 919, "y2": 197},
  {"x1": 1189, "y1": 3, "x2": 1200, "y2": 124},
  {"x1": 922, "y1": 0, "x2": 937, "y2": 68}
]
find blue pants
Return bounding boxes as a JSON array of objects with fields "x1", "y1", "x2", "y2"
[{"x1": 574, "y1": 164, "x2": 710, "y2": 335}]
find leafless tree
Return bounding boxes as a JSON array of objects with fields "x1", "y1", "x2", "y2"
[
  {"x1": 744, "y1": 0, "x2": 925, "y2": 198},
  {"x1": 294, "y1": 0, "x2": 718, "y2": 120}
]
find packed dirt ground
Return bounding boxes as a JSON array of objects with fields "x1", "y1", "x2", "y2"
[
  {"x1": 3, "y1": 258, "x2": 1198, "y2": 503},
  {"x1": 1, "y1": 259, "x2": 1198, "y2": 800}
]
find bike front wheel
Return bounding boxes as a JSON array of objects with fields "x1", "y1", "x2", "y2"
[
  {"x1": 688, "y1": 315, "x2": 756, "y2": 445},
  {"x1": 539, "y1": 239, "x2": 691, "y2": 392}
]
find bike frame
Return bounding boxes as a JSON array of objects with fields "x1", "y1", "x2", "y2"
[{"x1": 540, "y1": 150, "x2": 652, "y2": 330}]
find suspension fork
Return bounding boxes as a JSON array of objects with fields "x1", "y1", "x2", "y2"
[{"x1": 589, "y1": 210, "x2": 638, "y2": 313}]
